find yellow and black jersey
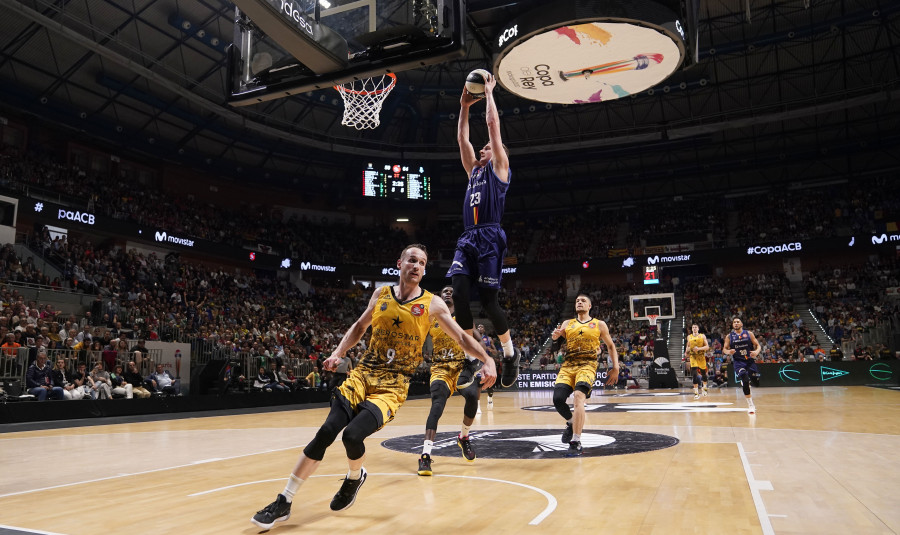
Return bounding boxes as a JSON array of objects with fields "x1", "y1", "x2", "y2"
[
  {"x1": 429, "y1": 315, "x2": 464, "y2": 363},
  {"x1": 563, "y1": 317, "x2": 604, "y2": 365},
  {"x1": 357, "y1": 285, "x2": 433, "y2": 377},
  {"x1": 687, "y1": 333, "x2": 707, "y2": 368}
]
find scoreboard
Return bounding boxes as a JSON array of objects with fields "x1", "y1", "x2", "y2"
[
  {"x1": 644, "y1": 265, "x2": 660, "y2": 285},
  {"x1": 363, "y1": 163, "x2": 431, "y2": 201}
]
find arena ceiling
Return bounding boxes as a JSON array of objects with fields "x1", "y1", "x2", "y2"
[{"x1": 0, "y1": 0, "x2": 898, "y2": 209}]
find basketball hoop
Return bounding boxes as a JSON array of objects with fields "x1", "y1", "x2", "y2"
[
  {"x1": 647, "y1": 314, "x2": 658, "y2": 328},
  {"x1": 334, "y1": 73, "x2": 397, "y2": 130}
]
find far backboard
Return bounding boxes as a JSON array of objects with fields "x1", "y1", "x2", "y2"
[
  {"x1": 629, "y1": 293, "x2": 675, "y2": 322},
  {"x1": 228, "y1": 0, "x2": 465, "y2": 105}
]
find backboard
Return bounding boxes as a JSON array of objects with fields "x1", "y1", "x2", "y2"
[
  {"x1": 227, "y1": 0, "x2": 465, "y2": 106},
  {"x1": 629, "y1": 293, "x2": 675, "y2": 322}
]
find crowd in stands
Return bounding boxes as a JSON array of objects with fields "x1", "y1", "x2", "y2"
[
  {"x1": 1, "y1": 147, "x2": 899, "y2": 403},
  {"x1": 5, "y1": 148, "x2": 899, "y2": 271},
  {"x1": 805, "y1": 257, "x2": 900, "y2": 344}
]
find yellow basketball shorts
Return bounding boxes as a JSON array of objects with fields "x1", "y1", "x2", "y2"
[
  {"x1": 556, "y1": 361, "x2": 599, "y2": 392},
  {"x1": 338, "y1": 367, "x2": 410, "y2": 428},
  {"x1": 429, "y1": 359, "x2": 465, "y2": 393}
]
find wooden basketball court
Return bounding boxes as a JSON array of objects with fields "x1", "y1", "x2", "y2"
[{"x1": 1, "y1": 385, "x2": 898, "y2": 534}]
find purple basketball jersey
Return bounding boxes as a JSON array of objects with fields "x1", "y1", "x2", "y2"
[{"x1": 462, "y1": 161, "x2": 510, "y2": 229}]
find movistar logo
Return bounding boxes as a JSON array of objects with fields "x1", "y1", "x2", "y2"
[
  {"x1": 871, "y1": 233, "x2": 899, "y2": 244},
  {"x1": 868, "y1": 363, "x2": 894, "y2": 381},
  {"x1": 820, "y1": 366, "x2": 849, "y2": 381},
  {"x1": 646, "y1": 254, "x2": 691, "y2": 265},
  {"x1": 154, "y1": 230, "x2": 194, "y2": 247},
  {"x1": 299, "y1": 261, "x2": 336, "y2": 272},
  {"x1": 778, "y1": 364, "x2": 800, "y2": 382}
]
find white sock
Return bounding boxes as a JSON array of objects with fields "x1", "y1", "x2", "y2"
[
  {"x1": 571, "y1": 433, "x2": 581, "y2": 443},
  {"x1": 282, "y1": 474, "x2": 304, "y2": 503},
  {"x1": 566, "y1": 418, "x2": 573, "y2": 425},
  {"x1": 348, "y1": 468, "x2": 363, "y2": 480},
  {"x1": 501, "y1": 339, "x2": 514, "y2": 358},
  {"x1": 460, "y1": 423, "x2": 472, "y2": 438},
  {"x1": 747, "y1": 398, "x2": 754, "y2": 406},
  {"x1": 422, "y1": 440, "x2": 434, "y2": 455}
]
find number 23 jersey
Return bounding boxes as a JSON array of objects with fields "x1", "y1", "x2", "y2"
[{"x1": 358, "y1": 285, "x2": 434, "y2": 377}]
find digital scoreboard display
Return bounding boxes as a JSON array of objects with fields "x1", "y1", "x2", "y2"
[
  {"x1": 362, "y1": 163, "x2": 431, "y2": 201},
  {"x1": 644, "y1": 265, "x2": 660, "y2": 285}
]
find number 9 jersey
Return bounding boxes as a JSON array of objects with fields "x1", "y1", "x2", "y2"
[{"x1": 358, "y1": 285, "x2": 434, "y2": 377}]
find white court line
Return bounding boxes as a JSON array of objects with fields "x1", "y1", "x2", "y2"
[
  {"x1": 191, "y1": 472, "x2": 558, "y2": 526},
  {"x1": 737, "y1": 442, "x2": 775, "y2": 535},
  {"x1": 0, "y1": 524, "x2": 67, "y2": 535},
  {"x1": 0, "y1": 445, "x2": 302, "y2": 499}
]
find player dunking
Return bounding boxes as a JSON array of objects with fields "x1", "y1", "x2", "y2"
[
  {"x1": 550, "y1": 294, "x2": 619, "y2": 456},
  {"x1": 417, "y1": 286, "x2": 484, "y2": 476},
  {"x1": 251, "y1": 245, "x2": 496, "y2": 530},
  {"x1": 685, "y1": 324, "x2": 710, "y2": 399},
  {"x1": 722, "y1": 317, "x2": 761, "y2": 414},
  {"x1": 449, "y1": 71, "x2": 519, "y2": 389}
]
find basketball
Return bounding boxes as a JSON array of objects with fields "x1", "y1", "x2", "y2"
[{"x1": 465, "y1": 69, "x2": 491, "y2": 98}]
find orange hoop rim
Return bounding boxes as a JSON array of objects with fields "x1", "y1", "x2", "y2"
[
  {"x1": 334, "y1": 73, "x2": 397, "y2": 96},
  {"x1": 647, "y1": 314, "x2": 659, "y2": 325}
]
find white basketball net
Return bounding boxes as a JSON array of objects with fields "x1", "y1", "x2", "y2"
[{"x1": 334, "y1": 73, "x2": 397, "y2": 130}]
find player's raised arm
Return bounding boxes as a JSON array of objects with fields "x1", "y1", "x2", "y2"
[
  {"x1": 483, "y1": 73, "x2": 509, "y2": 182},
  {"x1": 430, "y1": 294, "x2": 496, "y2": 388},
  {"x1": 458, "y1": 89, "x2": 479, "y2": 176},
  {"x1": 323, "y1": 288, "x2": 378, "y2": 370}
]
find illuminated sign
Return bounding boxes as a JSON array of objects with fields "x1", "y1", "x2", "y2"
[
  {"x1": 643, "y1": 265, "x2": 659, "y2": 285},
  {"x1": 280, "y1": 258, "x2": 292, "y2": 269},
  {"x1": 154, "y1": 231, "x2": 195, "y2": 247},
  {"x1": 871, "y1": 233, "x2": 900, "y2": 244},
  {"x1": 299, "y1": 261, "x2": 336, "y2": 272},
  {"x1": 746, "y1": 242, "x2": 802, "y2": 255},
  {"x1": 363, "y1": 163, "x2": 430, "y2": 201},
  {"x1": 498, "y1": 24, "x2": 518, "y2": 47},
  {"x1": 502, "y1": 267, "x2": 517, "y2": 274},
  {"x1": 54, "y1": 208, "x2": 96, "y2": 225},
  {"x1": 647, "y1": 254, "x2": 690, "y2": 265}
]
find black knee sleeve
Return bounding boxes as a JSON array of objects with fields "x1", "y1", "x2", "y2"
[
  {"x1": 451, "y1": 275, "x2": 473, "y2": 330},
  {"x1": 426, "y1": 381, "x2": 451, "y2": 430},
  {"x1": 741, "y1": 375, "x2": 751, "y2": 395},
  {"x1": 479, "y1": 288, "x2": 510, "y2": 334},
  {"x1": 461, "y1": 381, "x2": 480, "y2": 419},
  {"x1": 342, "y1": 407, "x2": 381, "y2": 460},
  {"x1": 553, "y1": 385, "x2": 574, "y2": 420},
  {"x1": 574, "y1": 382, "x2": 592, "y2": 397},
  {"x1": 303, "y1": 397, "x2": 351, "y2": 461}
]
